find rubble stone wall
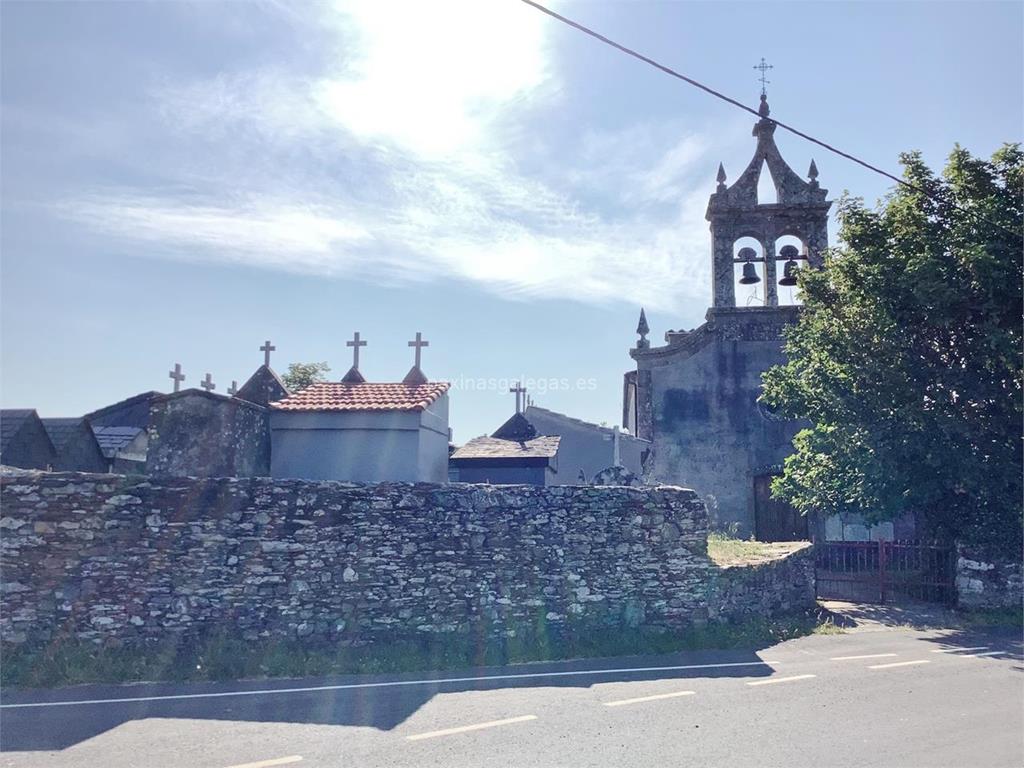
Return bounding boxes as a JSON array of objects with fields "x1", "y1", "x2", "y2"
[
  {"x1": 956, "y1": 546, "x2": 1023, "y2": 611},
  {"x1": 0, "y1": 470, "x2": 813, "y2": 647}
]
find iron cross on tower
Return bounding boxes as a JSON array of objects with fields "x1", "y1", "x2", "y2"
[{"x1": 753, "y1": 57, "x2": 773, "y2": 96}]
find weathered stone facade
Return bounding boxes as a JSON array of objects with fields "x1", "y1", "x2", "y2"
[
  {"x1": 956, "y1": 546, "x2": 1023, "y2": 610},
  {"x1": 0, "y1": 470, "x2": 815, "y2": 648},
  {"x1": 628, "y1": 307, "x2": 804, "y2": 538},
  {"x1": 147, "y1": 390, "x2": 270, "y2": 478}
]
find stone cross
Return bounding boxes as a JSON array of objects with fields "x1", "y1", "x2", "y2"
[
  {"x1": 509, "y1": 381, "x2": 527, "y2": 414},
  {"x1": 168, "y1": 363, "x2": 185, "y2": 393},
  {"x1": 603, "y1": 428, "x2": 622, "y2": 467},
  {"x1": 201, "y1": 373, "x2": 216, "y2": 392},
  {"x1": 260, "y1": 340, "x2": 276, "y2": 368},
  {"x1": 347, "y1": 332, "x2": 367, "y2": 371},
  {"x1": 753, "y1": 57, "x2": 773, "y2": 96},
  {"x1": 227, "y1": 380, "x2": 239, "y2": 396},
  {"x1": 408, "y1": 332, "x2": 429, "y2": 369}
]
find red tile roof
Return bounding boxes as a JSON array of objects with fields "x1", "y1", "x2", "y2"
[{"x1": 270, "y1": 381, "x2": 449, "y2": 412}]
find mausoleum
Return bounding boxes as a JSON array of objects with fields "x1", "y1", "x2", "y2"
[{"x1": 270, "y1": 332, "x2": 451, "y2": 483}]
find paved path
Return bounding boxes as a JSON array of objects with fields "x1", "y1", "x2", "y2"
[{"x1": 2, "y1": 626, "x2": 1021, "y2": 767}]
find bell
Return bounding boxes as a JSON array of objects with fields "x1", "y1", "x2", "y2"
[
  {"x1": 739, "y1": 261, "x2": 761, "y2": 284},
  {"x1": 779, "y1": 259, "x2": 800, "y2": 286},
  {"x1": 737, "y1": 246, "x2": 758, "y2": 261},
  {"x1": 779, "y1": 244, "x2": 800, "y2": 260}
]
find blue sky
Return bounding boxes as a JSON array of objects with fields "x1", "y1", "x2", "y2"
[{"x1": 2, "y1": 0, "x2": 1021, "y2": 442}]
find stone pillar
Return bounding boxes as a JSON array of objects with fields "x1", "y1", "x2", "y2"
[
  {"x1": 763, "y1": 237, "x2": 778, "y2": 307},
  {"x1": 711, "y1": 226, "x2": 735, "y2": 308},
  {"x1": 806, "y1": 221, "x2": 829, "y2": 269}
]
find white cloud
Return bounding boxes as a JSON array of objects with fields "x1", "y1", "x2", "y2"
[{"x1": 62, "y1": 0, "x2": 751, "y2": 313}]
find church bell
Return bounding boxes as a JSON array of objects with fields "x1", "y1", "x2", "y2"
[
  {"x1": 779, "y1": 259, "x2": 800, "y2": 286},
  {"x1": 739, "y1": 261, "x2": 761, "y2": 284}
]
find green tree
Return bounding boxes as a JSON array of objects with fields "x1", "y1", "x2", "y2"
[
  {"x1": 282, "y1": 361, "x2": 331, "y2": 392},
  {"x1": 762, "y1": 145, "x2": 1023, "y2": 554}
]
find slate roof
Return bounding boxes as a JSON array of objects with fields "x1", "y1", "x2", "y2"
[
  {"x1": 41, "y1": 418, "x2": 87, "y2": 451},
  {"x1": 235, "y1": 365, "x2": 289, "y2": 406},
  {"x1": 92, "y1": 426, "x2": 144, "y2": 456},
  {"x1": 1, "y1": 410, "x2": 35, "y2": 453},
  {"x1": 491, "y1": 412, "x2": 538, "y2": 441},
  {"x1": 450, "y1": 435, "x2": 561, "y2": 460},
  {"x1": 85, "y1": 391, "x2": 161, "y2": 428},
  {"x1": 271, "y1": 382, "x2": 450, "y2": 412}
]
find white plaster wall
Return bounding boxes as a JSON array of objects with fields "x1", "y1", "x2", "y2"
[{"x1": 270, "y1": 400, "x2": 449, "y2": 483}]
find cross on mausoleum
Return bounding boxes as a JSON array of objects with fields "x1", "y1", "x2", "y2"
[
  {"x1": 509, "y1": 381, "x2": 527, "y2": 414},
  {"x1": 227, "y1": 380, "x2": 238, "y2": 396},
  {"x1": 347, "y1": 332, "x2": 367, "y2": 371},
  {"x1": 201, "y1": 373, "x2": 216, "y2": 392},
  {"x1": 753, "y1": 57, "x2": 773, "y2": 96},
  {"x1": 168, "y1": 363, "x2": 185, "y2": 393},
  {"x1": 260, "y1": 340, "x2": 276, "y2": 368},
  {"x1": 408, "y1": 332, "x2": 429, "y2": 368}
]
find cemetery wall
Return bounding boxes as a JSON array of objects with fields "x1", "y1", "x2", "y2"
[
  {"x1": 708, "y1": 544, "x2": 815, "y2": 622},
  {"x1": 1, "y1": 470, "x2": 813, "y2": 647}
]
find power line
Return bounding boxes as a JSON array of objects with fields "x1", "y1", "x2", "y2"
[{"x1": 519, "y1": 0, "x2": 1021, "y2": 240}]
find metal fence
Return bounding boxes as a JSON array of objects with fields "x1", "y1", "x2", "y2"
[{"x1": 814, "y1": 540, "x2": 956, "y2": 604}]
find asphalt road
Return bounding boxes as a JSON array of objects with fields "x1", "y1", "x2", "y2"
[{"x1": 1, "y1": 626, "x2": 1021, "y2": 768}]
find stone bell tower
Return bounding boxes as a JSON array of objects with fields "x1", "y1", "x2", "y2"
[
  {"x1": 707, "y1": 93, "x2": 830, "y2": 308},
  {"x1": 624, "y1": 89, "x2": 833, "y2": 541}
]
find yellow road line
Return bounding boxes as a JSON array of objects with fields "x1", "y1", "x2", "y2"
[
  {"x1": 868, "y1": 660, "x2": 931, "y2": 669},
  {"x1": 406, "y1": 714, "x2": 538, "y2": 741},
  {"x1": 746, "y1": 674, "x2": 816, "y2": 686},
  {"x1": 224, "y1": 756, "x2": 303, "y2": 768},
  {"x1": 603, "y1": 690, "x2": 697, "y2": 707}
]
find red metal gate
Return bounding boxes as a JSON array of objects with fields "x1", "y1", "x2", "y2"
[{"x1": 815, "y1": 541, "x2": 956, "y2": 604}]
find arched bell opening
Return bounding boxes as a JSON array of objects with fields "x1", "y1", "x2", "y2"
[
  {"x1": 756, "y1": 159, "x2": 779, "y2": 205},
  {"x1": 732, "y1": 237, "x2": 765, "y2": 307},
  {"x1": 774, "y1": 235, "x2": 806, "y2": 306}
]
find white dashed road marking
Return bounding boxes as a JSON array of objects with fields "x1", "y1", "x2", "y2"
[
  {"x1": 830, "y1": 653, "x2": 898, "y2": 661},
  {"x1": 603, "y1": 690, "x2": 697, "y2": 707},
  {"x1": 406, "y1": 715, "x2": 538, "y2": 741},
  {"x1": 967, "y1": 651, "x2": 1009, "y2": 658},
  {"x1": 746, "y1": 674, "x2": 816, "y2": 687},
  {"x1": 930, "y1": 646, "x2": 989, "y2": 654},
  {"x1": 869, "y1": 660, "x2": 931, "y2": 670},
  {"x1": 225, "y1": 757, "x2": 303, "y2": 768}
]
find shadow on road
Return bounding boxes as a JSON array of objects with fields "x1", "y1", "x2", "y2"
[{"x1": 0, "y1": 647, "x2": 777, "y2": 752}]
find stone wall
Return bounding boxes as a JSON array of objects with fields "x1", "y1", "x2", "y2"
[
  {"x1": 0, "y1": 470, "x2": 814, "y2": 648},
  {"x1": 709, "y1": 544, "x2": 815, "y2": 622},
  {"x1": 956, "y1": 546, "x2": 1023, "y2": 610}
]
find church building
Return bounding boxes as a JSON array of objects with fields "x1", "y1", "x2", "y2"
[{"x1": 623, "y1": 93, "x2": 831, "y2": 541}]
